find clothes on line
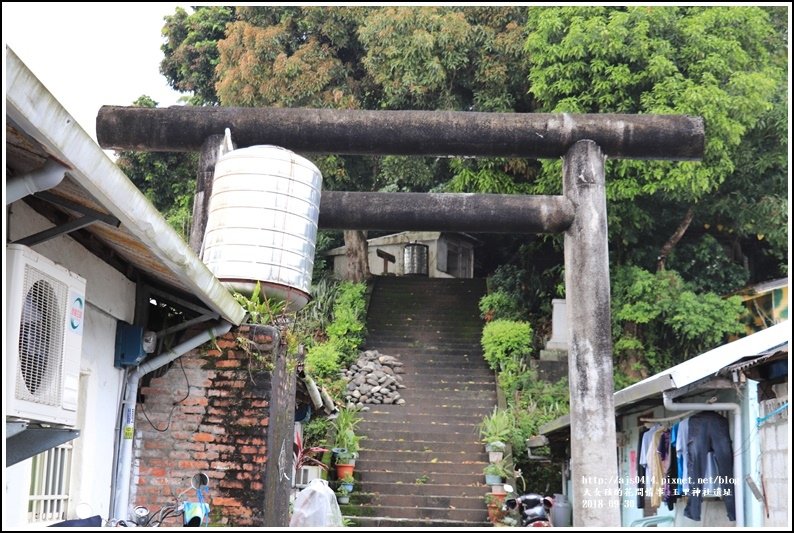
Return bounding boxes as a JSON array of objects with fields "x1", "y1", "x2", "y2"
[{"x1": 635, "y1": 411, "x2": 735, "y2": 522}]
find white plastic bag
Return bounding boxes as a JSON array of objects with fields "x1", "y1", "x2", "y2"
[{"x1": 289, "y1": 478, "x2": 343, "y2": 527}]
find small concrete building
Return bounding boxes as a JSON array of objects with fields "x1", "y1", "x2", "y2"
[{"x1": 327, "y1": 231, "x2": 479, "y2": 279}]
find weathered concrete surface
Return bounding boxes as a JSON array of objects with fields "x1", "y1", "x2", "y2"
[
  {"x1": 562, "y1": 140, "x2": 621, "y2": 526},
  {"x1": 319, "y1": 192, "x2": 574, "y2": 234},
  {"x1": 97, "y1": 106, "x2": 704, "y2": 160},
  {"x1": 189, "y1": 134, "x2": 225, "y2": 256}
]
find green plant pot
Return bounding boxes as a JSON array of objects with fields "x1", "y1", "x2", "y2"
[{"x1": 485, "y1": 474, "x2": 503, "y2": 485}]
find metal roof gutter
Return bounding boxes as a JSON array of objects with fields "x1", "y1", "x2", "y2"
[{"x1": 5, "y1": 48, "x2": 244, "y2": 325}]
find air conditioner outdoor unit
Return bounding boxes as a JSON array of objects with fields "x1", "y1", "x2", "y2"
[{"x1": 6, "y1": 244, "x2": 86, "y2": 426}]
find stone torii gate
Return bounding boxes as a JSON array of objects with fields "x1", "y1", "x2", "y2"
[{"x1": 98, "y1": 106, "x2": 704, "y2": 527}]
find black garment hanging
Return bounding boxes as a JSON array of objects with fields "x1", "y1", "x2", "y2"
[
  {"x1": 684, "y1": 412, "x2": 736, "y2": 522},
  {"x1": 636, "y1": 427, "x2": 647, "y2": 509}
]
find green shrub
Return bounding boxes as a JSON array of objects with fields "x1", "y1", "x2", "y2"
[
  {"x1": 327, "y1": 282, "x2": 367, "y2": 365},
  {"x1": 302, "y1": 417, "x2": 331, "y2": 449},
  {"x1": 479, "y1": 291, "x2": 523, "y2": 322},
  {"x1": 481, "y1": 320, "x2": 533, "y2": 372},
  {"x1": 305, "y1": 342, "x2": 341, "y2": 380},
  {"x1": 296, "y1": 277, "x2": 341, "y2": 340}
]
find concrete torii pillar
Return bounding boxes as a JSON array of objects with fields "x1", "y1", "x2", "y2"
[{"x1": 562, "y1": 140, "x2": 619, "y2": 525}]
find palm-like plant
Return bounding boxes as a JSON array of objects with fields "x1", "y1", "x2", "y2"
[
  {"x1": 479, "y1": 407, "x2": 514, "y2": 445},
  {"x1": 331, "y1": 407, "x2": 363, "y2": 464}
]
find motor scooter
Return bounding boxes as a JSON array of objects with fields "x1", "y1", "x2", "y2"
[{"x1": 503, "y1": 492, "x2": 554, "y2": 527}]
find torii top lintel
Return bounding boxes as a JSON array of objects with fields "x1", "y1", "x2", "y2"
[{"x1": 97, "y1": 106, "x2": 704, "y2": 161}]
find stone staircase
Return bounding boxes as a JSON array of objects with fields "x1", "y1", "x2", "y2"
[{"x1": 347, "y1": 276, "x2": 496, "y2": 527}]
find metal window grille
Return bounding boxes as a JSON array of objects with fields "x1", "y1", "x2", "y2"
[{"x1": 27, "y1": 443, "x2": 72, "y2": 524}]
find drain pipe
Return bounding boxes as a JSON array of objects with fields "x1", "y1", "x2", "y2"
[
  {"x1": 662, "y1": 391, "x2": 744, "y2": 527},
  {"x1": 6, "y1": 160, "x2": 68, "y2": 204},
  {"x1": 112, "y1": 321, "x2": 233, "y2": 520}
]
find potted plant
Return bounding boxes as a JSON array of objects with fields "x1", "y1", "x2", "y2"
[
  {"x1": 479, "y1": 408, "x2": 513, "y2": 460},
  {"x1": 336, "y1": 475, "x2": 354, "y2": 505},
  {"x1": 338, "y1": 473, "x2": 355, "y2": 494},
  {"x1": 293, "y1": 431, "x2": 329, "y2": 487},
  {"x1": 485, "y1": 440, "x2": 506, "y2": 463},
  {"x1": 336, "y1": 486, "x2": 352, "y2": 505},
  {"x1": 485, "y1": 493, "x2": 506, "y2": 524},
  {"x1": 483, "y1": 459, "x2": 510, "y2": 485},
  {"x1": 331, "y1": 408, "x2": 362, "y2": 478}
]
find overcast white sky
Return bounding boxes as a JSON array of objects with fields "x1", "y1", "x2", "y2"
[{"x1": 3, "y1": 2, "x2": 191, "y2": 142}]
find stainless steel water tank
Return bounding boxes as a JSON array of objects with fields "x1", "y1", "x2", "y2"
[
  {"x1": 403, "y1": 242, "x2": 429, "y2": 276},
  {"x1": 202, "y1": 145, "x2": 322, "y2": 310}
]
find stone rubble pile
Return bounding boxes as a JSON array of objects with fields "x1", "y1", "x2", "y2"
[{"x1": 343, "y1": 350, "x2": 406, "y2": 407}]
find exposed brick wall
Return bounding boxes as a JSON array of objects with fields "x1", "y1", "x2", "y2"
[{"x1": 132, "y1": 325, "x2": 287, "y2": 526}]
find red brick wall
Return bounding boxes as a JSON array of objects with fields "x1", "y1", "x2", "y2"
[{"x1": 132, "y1": 325, "x2": 276, "y2": 526}]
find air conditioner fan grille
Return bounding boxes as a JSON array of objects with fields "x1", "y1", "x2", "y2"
[{"x1": 16, "y1": 266, "x2": 67, "y2": 406}]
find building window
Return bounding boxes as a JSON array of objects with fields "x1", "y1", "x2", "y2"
[{"x1": 27, "y1": 443, "x2": 72, "y2": 524}]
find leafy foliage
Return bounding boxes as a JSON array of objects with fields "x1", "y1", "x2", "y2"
[
  {"x1": 331, "y1": 407, "x2": 363, "y2": 458},
  {"x1": 610, "y1": 265, "x2": 746, "y2": 384},
  {"x1": 293, "y1": 430, "x2": 329, "y2": 471},
  {"x1": 232, "y1": 281, "x2": 288, "y2": 325},
  {"x1": 326, "y1": 282, "x2": 367, "y2": 366},
  {"x1": 667, "y1": 234, "x2": 749, "y2": 294},
  {"x1": 161, "y1": 6, "x2": 236, "y2": 105},
  {"x1": 302, "y1": 417, "x2": 331, "y2": 449},
  {"x1": 479, "y1": 291, "x2": 524, "y2": 322},
  {"x1": 115, "y1": 96, "x2": 197, "y2": 238},
  {"x1": 295, "y1": 276, "x2": 341, "y2": 342},
  {"x1": 478, "y1": 408, "x2": 514, "y2": 444},
  {"x1": 302, "y1": 281, "x2": 367, "y2": 388},
  {"x1": 526, "y1": 7, "x2": 782, "y2": 202},
  {"x1": 304, "y1": 342, "x2": 341, "y2": 380},
  {"x1": 481, "y1": 320, "x2": 533, "y2": 374},
  {"x1": 525, "y1": 6, "x2": 787, "y2": 281}
]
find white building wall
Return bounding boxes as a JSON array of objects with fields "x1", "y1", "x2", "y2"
[
  {"x1": 5, "y1": 202, "x2": 133, "y2": 525},
  {"x1": 759, "y1": 383, "x2": 788, "y2": 526}
]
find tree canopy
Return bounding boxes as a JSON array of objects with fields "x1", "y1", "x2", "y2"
[{"x1": 525, "y1": 6, "x2": 787, "y2": 278}]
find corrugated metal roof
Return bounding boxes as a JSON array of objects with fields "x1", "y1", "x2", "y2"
[
  {"x1": 540, "y1": 321, "x2": 790, "y2": 435},
  {"x1": 5, "y1": 48, "x2": 245, "y2": 325},
  {"x1": 725, "y1": 347, "x2": 788, "y2": 374}
]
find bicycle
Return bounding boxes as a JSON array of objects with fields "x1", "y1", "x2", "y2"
[{"x1": 132, "y1": 472, "x2": 211, "y2": 527}]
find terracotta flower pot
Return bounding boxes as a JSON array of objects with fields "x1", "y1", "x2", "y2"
[
  {"x1": 335, "y1": 463, "x2": 354, "y2": 479},
  {"x1": 487, "y1": 503, "x2": 505, "y2": 524}
]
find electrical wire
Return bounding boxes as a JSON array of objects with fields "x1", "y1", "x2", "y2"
[{"x1": 139, "y1": 356, "x2": 192, "y2": 432}]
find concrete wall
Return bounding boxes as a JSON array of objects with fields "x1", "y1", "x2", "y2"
[
  {"x1": 5, "y1": 202, "x2": 132, "y2": 526},
  {"x1": 331, "y1": 232, "x2": 474, "y2": 279},
  {"x1": 758, "y1": 383, "x2": 788, "y2": 526}
]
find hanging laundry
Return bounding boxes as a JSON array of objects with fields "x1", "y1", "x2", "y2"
[{"x1": 684, "y1": 412, "x2": 736, "y2": 522}]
